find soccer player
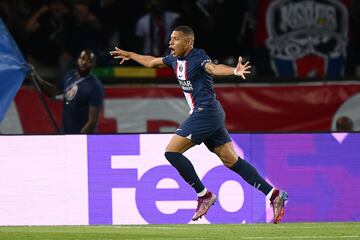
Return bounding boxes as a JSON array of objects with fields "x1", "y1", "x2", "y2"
[
  {"x1": 110, "y1": 25, "x2": 288, "y2": 223},
  {"x1": 31, "y1": 49, "x2": 104, "y2": 134}
]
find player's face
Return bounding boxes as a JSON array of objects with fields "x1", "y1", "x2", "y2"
[
  {"x1": 77, "y1": 51, "x2": 95, "y2": 74},
  {"x1": 169, "y1": 31, "x2": 193, "y2": 57}
]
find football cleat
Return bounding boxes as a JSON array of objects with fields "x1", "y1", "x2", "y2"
[
  {"x1": 192, "y1": 191, "x2": 217, "y2": 221},
  {"x1": 270, "y1": 190, "x2": 288, "y2": 224}
]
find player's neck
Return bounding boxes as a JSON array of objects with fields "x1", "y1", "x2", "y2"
[
  {"x1": 77, "y1": 71, "x2": 91, "y2": 77},
  {"x1": 182, "y1": 47, "x2": 193, "y2": 58}
]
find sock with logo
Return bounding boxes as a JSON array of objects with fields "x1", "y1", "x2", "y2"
[
  {"x1": 165, "y1": 152, "x2": 205, "y2": 193},
  {"x1": 229, "y1": 157, "x2": 273, "y2": 195}
]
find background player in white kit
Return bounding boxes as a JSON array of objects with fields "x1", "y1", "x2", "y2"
[{"x1": 110, "y1": 25, "x2": 288, "y2": 223}]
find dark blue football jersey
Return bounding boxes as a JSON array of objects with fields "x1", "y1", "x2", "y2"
[
  {"x1": 163, "y1": 48, "x2": 217, "y2": 113},
  {"x1": 58, "y1": 70, "x2": 104, "y2": 133}
]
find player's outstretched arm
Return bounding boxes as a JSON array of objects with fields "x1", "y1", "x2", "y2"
[
  {"x1": 205, "y1": 56, "x2": 251, "y2": 79},
  {"x1": 109, "y1": 47, "x2": 165, "y2": 68}
]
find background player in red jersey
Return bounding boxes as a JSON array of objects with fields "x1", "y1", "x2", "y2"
[{"x1": 110, "y1": 25, "x2": 287, "y2": 223}]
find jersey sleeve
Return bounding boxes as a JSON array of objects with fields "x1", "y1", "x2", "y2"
[
  {"x1": 199, "y1": 50, "x2": 212, "y2": 71},
  {"x1": 162, "y1": 54, "x2": 175, "y2": 67}
]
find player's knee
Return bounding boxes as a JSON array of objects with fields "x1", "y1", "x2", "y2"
[
  {"x1": 217, "y1": 154, "x2": 238, "y2": 168},
  {"x1": 222, "y1": 158, "x2": 237, "y2": 168},
  {"x1": 164, "y1": 151, "x2": 182, "y2": 164}
]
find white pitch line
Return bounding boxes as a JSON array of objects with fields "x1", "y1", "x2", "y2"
[
  {"x1": 242, "y1": 236, "x2": 359, "y2": 239},
  {"x1": 114, "y1": 226, "x2": 190, "y2": 230}
]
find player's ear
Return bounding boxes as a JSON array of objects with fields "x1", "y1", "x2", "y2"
[{"x1": 187, "y1": 38, "x2": 193, "y2": 47}]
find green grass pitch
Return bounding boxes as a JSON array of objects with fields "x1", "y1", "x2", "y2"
[{"x1": 0, "y1": 222, "x2": 359, "y2": 240}]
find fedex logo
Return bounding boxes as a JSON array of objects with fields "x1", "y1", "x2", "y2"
[{"x1": 87, "y1": 134, "x2": 266, "y2": 224}]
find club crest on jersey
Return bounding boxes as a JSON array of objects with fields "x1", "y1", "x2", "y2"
[
  {"x1": 65, "y1": 84, "x2": 78, "y2": 101},
  {"x1": 177, "y1": 60, "x2": 187, "y2": 80}
]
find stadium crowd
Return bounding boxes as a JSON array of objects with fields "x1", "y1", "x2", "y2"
[{"x1": 1, "y1": 0, "x2": 360, "y2": 80}]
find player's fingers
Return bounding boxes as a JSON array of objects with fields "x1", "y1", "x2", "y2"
[
  {"x1": 120, "y1": 58, "x2": 125, "y2": 64},
  {"x1": 110, "y1": 49, "x2": 121, "y2": 55},
  {"x1": 244, "y1": 61, "x2": 250, "y2": 67},
  {"x1": 238, "y1": 56, "x2": 243, "y2": 64},
  {"x1": 245, "y1": 65, "x2": 251, "y2": 70}
]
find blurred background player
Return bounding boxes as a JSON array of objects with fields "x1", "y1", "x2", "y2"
[
  {"x1": 110, "y1": 25, "x2": 288, "y2": 223},
  {"x1": 31, "y1": 49, "x2": 104, "y2": 134},
  {"x1": 336, "y1": 116, "x2": 354, "y2": 132}
]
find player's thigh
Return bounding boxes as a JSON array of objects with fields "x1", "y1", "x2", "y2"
[
  {"x1": 166, "y1": 134, "x2": 195, "y2": 153},
  {"x1": 213, "y1": 142, "x2": 238, "y2": 167},
  {"x1": 203, "y1": 127, "x2": 231, "y2": 152}
]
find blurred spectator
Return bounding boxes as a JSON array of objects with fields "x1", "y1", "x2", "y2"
[
  {"x1": 25, "y1": 0, "x2": 69, "y2": 78},
  {"x1": 95, "y1": 0, "x2": 121, "y2": 65},
  {"x1": 175, "y1": 0, "x2": 214, "y2": 58},
  {"x1": 96, "y1": 0, "x2": 141, "y2": 66},
  {"x1": 135, "y1": 0, "x2": 179, "y2": 56},
  {"x1": 31, "y1": 49, "x2": 104, "y2": 134},
  {"x1": 62, "y1": 0, "x2": 102, "y2": 72},
  {"x1": 0, "y1": 0, "x2": 32, "y2": 56},
  {"x1": 336, "y1": 116, "x2": 354, "y2": 132},
  {"x1": 234, "y1": 0, "x2": 256, "y2": 58},
  {"x1": 175, "y1": 0, "x2": 234, "y2": 62}
]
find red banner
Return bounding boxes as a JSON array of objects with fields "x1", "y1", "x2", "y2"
[{"x1": 2, "y1": 83, "x2": 360, "y2": 134}]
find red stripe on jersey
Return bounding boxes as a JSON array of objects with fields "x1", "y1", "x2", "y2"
[
  {"x1": 190, "y1": 92, "x2": 195, "y2": 109},
  {"x1": 175, "y1": 62, "x2": 179, "y2": 77}
]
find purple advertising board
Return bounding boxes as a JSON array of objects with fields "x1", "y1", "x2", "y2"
[
  {"x1": 0, "y1": 133, "x2": 359, "y2": 225},
  {"x1": 87, "y1": 133, "x2": 360, "y2": 224}
]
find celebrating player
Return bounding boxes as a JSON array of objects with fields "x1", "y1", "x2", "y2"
[{"x1": 110, "y1": 25, "x2": 288, "y2": 223}]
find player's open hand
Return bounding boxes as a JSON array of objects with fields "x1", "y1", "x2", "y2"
[
  {"x1": 234, "y1": 57, "x2": 251, "y2": 79},
  {"x1": 109, "y1": 47, "x2": 130, "y2": 64}
]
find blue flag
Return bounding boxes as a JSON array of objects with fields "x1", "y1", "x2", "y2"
[{"x1": 0, "y1": 17, "x2": 30, "y2": 124}]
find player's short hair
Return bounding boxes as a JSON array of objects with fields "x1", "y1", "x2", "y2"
[
  {"x1": 174, "y1": 25, "x2": 194, "y2": 38},
  {"x1": 81, "y1": 49, "x2": 95, "y2": 57}
]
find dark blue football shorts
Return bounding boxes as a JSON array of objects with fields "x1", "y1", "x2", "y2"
[{"x1": 175, "y1": 101, "x2": 232, "y2": 152}]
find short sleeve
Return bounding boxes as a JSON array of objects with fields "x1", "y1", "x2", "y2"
[
  {"x1": 199, "y1": 50, "x2": 212, "y2": 71},
  {"x1": 162, "y1": 54, "x2": 175, "y2": 67}
]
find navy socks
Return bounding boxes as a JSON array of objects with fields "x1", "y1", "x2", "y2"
[
  {"x1": 165, "y1": 152, "x2": 205, "y2": 193},
  {"x1": 165, "y1": 152, "x2": 273, "y2": 196},
  {"x1": 230, "y1": 157, "x2": 273, "y2": 195}
]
